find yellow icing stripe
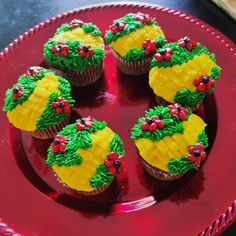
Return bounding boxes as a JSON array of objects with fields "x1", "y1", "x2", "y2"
[
  {"x1": 149, "y1": 53, "x2": 217, "y2": 102},
  {"x1": 111, "y1": 24, "x2": 165, "y2": 57},
  {"x1": 52, "y1": 127, "x2": 115, "y2": 192},
  {"x1": 53, "y1": 27, "x2": 104, "y2": 49},
  {"x1": 134, "y1": 114, "x2": 206, "y2": 172},
  {"x1": 7, "y1": 73, "x2": 60, "y2": 131}
]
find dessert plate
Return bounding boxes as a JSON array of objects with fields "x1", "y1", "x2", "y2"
[{"x1": 0, "y1": 3, "x2": 236, "y2": 236}]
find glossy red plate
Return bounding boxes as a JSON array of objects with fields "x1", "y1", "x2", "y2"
[{"x1": 0, "y1": 3, "x2": 236, "y2": 236}]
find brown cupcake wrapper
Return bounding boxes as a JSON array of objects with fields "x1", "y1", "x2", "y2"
[
  {"x1": 64, "y1": 63, "x2": 103, "y2": 87},
  {"x1": 155, "y1": 96, "x2": 202, "y2": 112},
  {"x1": 112, "y1": 50, "x2": 151, "y2": 76},
  {"x1": 53, "y1": 171, "x2": 111, "y2": 196},
  {"x1": 30, "y1": 117, "x2": 70, "y2": 139},
  {"x1": 140, "y1": 158, "x2": 184, "y2": 181},
  {"x1": 76, "y1": 182, "x2": 111, "y2": 196}
]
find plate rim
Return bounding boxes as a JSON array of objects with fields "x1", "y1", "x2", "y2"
[{"x1": 0, "y1": 2, "x2": 236, "y2": 236}]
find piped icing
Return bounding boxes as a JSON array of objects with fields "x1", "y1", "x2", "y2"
[
  {"x1": 149, "y1": 37, "x2": 221, "y2": 105},
  {"x1": 3, "y1": 67, "x2": 74, "y2": 131},
  {"x1": 105, "y1": 13, "x2": 165, "y2": 60},
  {"x1": 46, "y1": 117, "x2": 125, "y2": 192},
  {"x1": 131, "y1": 104, "x2": 208, "y2": 174},
  {"x1": 44, "y1": 19, "x2": 105, "y2": 72}
]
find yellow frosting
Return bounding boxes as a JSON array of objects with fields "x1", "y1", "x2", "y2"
[
  {"x1": 149, "y1": 53, "x2": 217, "y2": 102},
  {"x1": 52, "y1": 127, "x2": 115, "y2": 192},
  {"x1": 111, "y1": 24, "x2": 165, "y2": 57},
  {"x1": 53, "y1": 27, "x2": 104, "y2": 49},
  {"x1": 134, "y1": 114, "x2": 206, "y2": 172},
  {"x1": 7, "y1": 73, "x2": 60, "y2": 131}
]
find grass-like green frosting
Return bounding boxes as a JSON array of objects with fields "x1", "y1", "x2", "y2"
[
  {"x1": 174, "y1": 66, "x2": 221, "y2": 106},
  {"x1": 3, "y1": 69, "x2": 48, "y2": 112},
  {"x1": 131, "y1": 105, "x2": 192, "y2": 141},
  {"x1": 90, "y1": 134, "x2": 125, "y2": 188},
  {"x1": 105, "y1": 13, "x2": 158, "y2": 45},
  {"x1": 55, "y1": 22, "x2": 101, "y2": 36},
  {"x1": 123, "y1": 36, "x2": 166, "y2": 62},
  {"x1": 150, "y1": 42, "x2": 216, "y2": 69},
  {"x1": 168, "y1": 129, "x2": 209, "y2": 174},
  {"x1": 46, "y1": 120, "x2": 125, "y2": 190},
  {"x1": 44, "y1": 39, "x2": 104, "y2": 72}
]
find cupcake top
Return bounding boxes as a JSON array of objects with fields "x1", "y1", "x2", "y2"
[
  {"x1": 149, "y1": 36, "x2": 221, "y2": 106},
  {"x1": 44, "y1": 19, "x2": 105, "y2": 72},
  {"x1": 131, "y1": 104, "x2": 208, "y2": 175},
  {"x1": 105, "y1": 12, "x2": 166, "y2": 61},
  {"x1": 3, "y1": 66, "x2": 74, "y2": 132},
  {"x1": 46, "y1": 117, "x2": 125, "y2": 193}
]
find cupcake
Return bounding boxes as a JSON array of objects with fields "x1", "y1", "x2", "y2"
[
  {"x1": 105, "y1": 12, "x2": 166, "y2": 75},
  {"x1": 44, "y1": 19, "x2": 105, "y2": 86},
  {"x1": 3, "y1": 66, "x2": 74, "y2": 139},
  {"x1": 131, "y1": 104, "x2": 208, "y2": 180},
  {"x1": 46, "y1": 116, "x2": 126, "y2": 195},
  {"x1": 149, "y1": 36, "x2": 221, "y2": 110}
]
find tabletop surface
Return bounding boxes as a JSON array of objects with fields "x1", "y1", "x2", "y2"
[{"x1": 0, "y1": 0, "x2": 235, "y2": 235}]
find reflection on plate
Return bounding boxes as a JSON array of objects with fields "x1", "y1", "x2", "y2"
[{"x1": 0, "y1": 3, "x2": 236, "y2": 236}]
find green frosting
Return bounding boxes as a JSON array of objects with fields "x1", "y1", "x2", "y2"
[
  {"x1": 105, "y1": 13, "x2": 158, "y2": 45},
  {"x1": 173, "y1": 66, "x2": 221, "y2": 106},
  {"x1": 89, "y1": 164, "x2": 114, "y2": 189},
  {"x1": 89, "y1": 133, "x2": 125, "y2": 188},
  {"x1": 55, "y1": 22, "x2": 101, "y2": 36},
  {"x1": 109, "y1": 133, "x2": 125, "y2": 155},
  {"x1": 44, "y1": 39, "x2": 104, "y2": 72},
  {"x1": 131, "y1": 105, "x2": 192, "y2": 141},
  {"x1": 174, "y1": 89, "x2": 206, "y2": 107},
  {"x1": 123, "y1": 36, "x2": 166, "y2": 62},
  {"x1": 198, "y1": 129, "x2": 209, "y2": 148},
  {"x1": 46, "y1": 118, "x2": 107, "y2": 167},
  {"x1": 168, "y1": 157, "x2": 198, "y2": 174},
  {"x1": 168, "y1": 129, "x2": 208, "y2": 174},
  {"x1": 3, "y1": 69, "x2": 48, "y2": 111},
  {"x1": 150, "y1": 42, "x2": 216, "y2": 69},
  {"x1": 211, "y1": 66, "x2": 221, "y2": 81}
]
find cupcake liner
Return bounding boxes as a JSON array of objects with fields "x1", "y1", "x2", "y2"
[
  {"x1": 113, "y1": 50, "x2": 151, "y2": 76},
  {"x1": 65, "y1": 63, "x2": 103, "y2": 87},
  {"x1": 77, "y1": 183, "x2": 111, "y2": 196},
  {"x1": 156, "y1": 96, "x2": 202, "y2": 112},
  {"x1": 53, "y1": 169, "x2": 111, "y2": 196},
  {"x1": 140, "y1": 157, "x2": 184, "y2": 181},
  {"x1": 30, "y1": 117, "x2": 70, "y2": 139}
]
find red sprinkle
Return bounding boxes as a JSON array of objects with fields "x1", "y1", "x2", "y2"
[
  {"x1": 109, "y1": 21, "x2": 126, "y2": 34},
  {"x1": 194, "y1": 74, "x2": 215, "y2": 92},
  {"x1": 141, "y1": 115, "x2": 165, "y2": 132},
  {"x1": 178, "y1": 36, "x2": 197, "y2": 51},
  {"x1": 76, "y1": 116, "x2": 94, "y2": 131},
  {"x1": 168, "y1": 103, "x2": 189, "y2": 120},
  {"x1": 52, "y1": 42, "x2": 70, "y2": 57},
  {"x1": 77, "y1": 44, "x2": 94, "y2": 58},
  {"x1": 187, "y1": 143, "x2": 206, "y2": 166}
]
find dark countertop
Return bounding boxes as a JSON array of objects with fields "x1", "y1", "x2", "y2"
[{"x1": 0, "y1": 0, "x2": 235, "y2": 235}]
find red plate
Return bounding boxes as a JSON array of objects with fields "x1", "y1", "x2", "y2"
[{"x1": 0, "y1": 3, "x2": 236, "y2": 236}]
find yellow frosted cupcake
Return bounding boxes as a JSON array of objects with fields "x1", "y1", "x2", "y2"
[
  {"x1": 46, "y1": 117, "x2": 126, "y2": 195},
  {"x1": 149, "y1": 36, "x2": 221, "y2": 110},
  {"x1": 44, "y1": 19, "x2": 105, "y2": 86},
  {"x1": 105, "y1": 12, "x2": 166, "y2": 75},
  {"x1": 3, "y1": 66, "x2": 74, "y2": 139},
  {"x1": 131, "y1": 104, "x2": 208, "y2": 180}
]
